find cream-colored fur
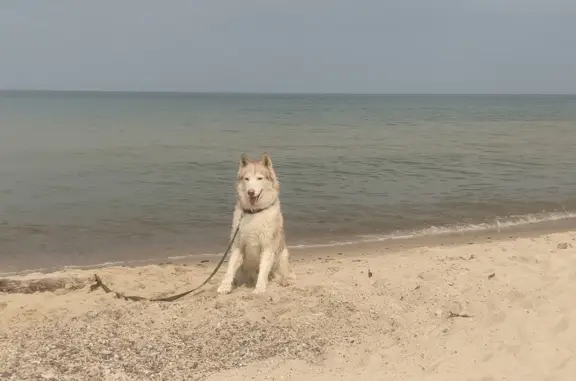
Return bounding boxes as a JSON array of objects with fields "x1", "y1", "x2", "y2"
[{"x1": 217, "y1": 152, "x2": 293, "y2": 295}]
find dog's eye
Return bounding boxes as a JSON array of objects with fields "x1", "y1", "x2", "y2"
[
  {"x1": 244, "y1": 177, "x2": 249, "y2": 181},
  {"x1": 257, "y1": 177, "x2": 263, "y2": 181}
]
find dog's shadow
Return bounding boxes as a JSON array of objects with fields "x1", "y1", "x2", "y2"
[
  {"x1": 231, "y1": 270, "x2": 278, "y2": 290},
  {"x1": 232, "y1": 273, "x2": 256, "y2": 289}
]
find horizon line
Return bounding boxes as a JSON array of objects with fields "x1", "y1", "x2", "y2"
[{"x1": 1, "y1": 89, "x2": 576, "y2": 96}]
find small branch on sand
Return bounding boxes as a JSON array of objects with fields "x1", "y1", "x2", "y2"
[{"x1": 447, "y1": 311, "x2": 473, "y2": 319}]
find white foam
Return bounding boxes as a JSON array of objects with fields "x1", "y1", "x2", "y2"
[
  {"x1": 0, "y1": 252, "x2": 222, "y2": 277},
  {"x1": 290, "y1": 210, "x2": 576, "y2": 248}
]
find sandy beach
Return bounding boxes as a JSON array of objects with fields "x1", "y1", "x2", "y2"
[{"x1": 1, "y1": 228, "x2": 576, "y2": 380}]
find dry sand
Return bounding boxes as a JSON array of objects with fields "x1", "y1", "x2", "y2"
[{"x1": 1, "y1": 229, "x2": 576, "y2": 380}]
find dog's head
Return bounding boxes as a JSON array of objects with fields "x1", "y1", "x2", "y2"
[{"x1": 236, "y1": 152, "x2": 280, "y2": 211}]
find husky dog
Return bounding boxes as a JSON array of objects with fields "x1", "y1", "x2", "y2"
[{"x1": 217, "y1": 152, "x2": 293, "y2": 294}]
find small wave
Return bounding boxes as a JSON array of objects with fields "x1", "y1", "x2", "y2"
[
  {"x1": 290, "y1": 210, "x2": 576, "y2": 249},
  {"x1": 0, "y1": 260, "x2": 133, "y2": 277},
  {"x1": 0, "y1": 253, "x2": 218, "y2": 277},
  {"x1": 0, "y1": 266, "x2": 53, "y2": 277}
]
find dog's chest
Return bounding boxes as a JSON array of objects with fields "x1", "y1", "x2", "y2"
[{"x1": 238, "y1": 210, "x2": 279, "y2": 252}]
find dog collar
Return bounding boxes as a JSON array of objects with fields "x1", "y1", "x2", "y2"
[
  {"x1": 242, "y1": 200, "x2": 277, "y2": 214},
  {"x1": 242, "y1": 208, "x2": 265, "y2": 214}
]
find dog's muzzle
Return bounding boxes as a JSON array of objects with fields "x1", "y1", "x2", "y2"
[{"x1": 248, "y1": 190, "x2": 262, "y2": 205}]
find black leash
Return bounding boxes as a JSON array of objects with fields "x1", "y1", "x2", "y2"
[{"x1": 90, "y1": 215, "x2": 243, "y2": 302}]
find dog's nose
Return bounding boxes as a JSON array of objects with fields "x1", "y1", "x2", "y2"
[{"x1": 247, "y1": 189, "x2": 256, "y2": 197}]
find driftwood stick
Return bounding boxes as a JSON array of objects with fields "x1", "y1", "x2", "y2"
[{"x1": 447, "y1": 311, "x2": 473, "y2": 319}]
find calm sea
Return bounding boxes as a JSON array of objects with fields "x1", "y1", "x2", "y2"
[{"x1": 1, "y1": 91, "x2": 575, "y2": 274}]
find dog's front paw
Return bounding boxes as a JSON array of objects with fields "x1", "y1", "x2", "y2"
[
  {"x1": 217, "y1": 282, "x2": 233, "y2": 295},
  {"x1": 252, "y1": 286, "x2": 266, "y2": 294}
]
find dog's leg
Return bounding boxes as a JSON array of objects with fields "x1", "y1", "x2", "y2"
[
  {"x1": 273, "y1": 248, "x2": 293, "y2": 287},
  {"x1": 217, "y1": 248, "x2": 243, "y2": 294},
  {"x1": 253, "y1": 249, "x2": 275, "y2": 294}
]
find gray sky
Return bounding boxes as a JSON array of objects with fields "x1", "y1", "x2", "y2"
[{"x1": 1, "y1": 0, "x2": 575, "y2": 93}]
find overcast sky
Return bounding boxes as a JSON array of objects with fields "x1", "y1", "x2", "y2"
[{"x1": 1, "y1": 0, "x2": 575, "y2": 93}]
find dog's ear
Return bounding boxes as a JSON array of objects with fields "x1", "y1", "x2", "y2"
[
  {"x1": 261, "y1": 152, "x2": 273, "y2": 168},
  {"x1": 239, "y1": 153, "x2": 249, "y2": 168},
  {"x1": 261, "y1": 152, "x2": 279, "y2": 187}
]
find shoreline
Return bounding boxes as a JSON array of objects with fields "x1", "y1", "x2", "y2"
[
  {"x1": 1, "y1": 225, "x2": 575, "y2": 380},
  {"x1": 3, "y1": 214, "x2": 575, "y2": 277}
]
